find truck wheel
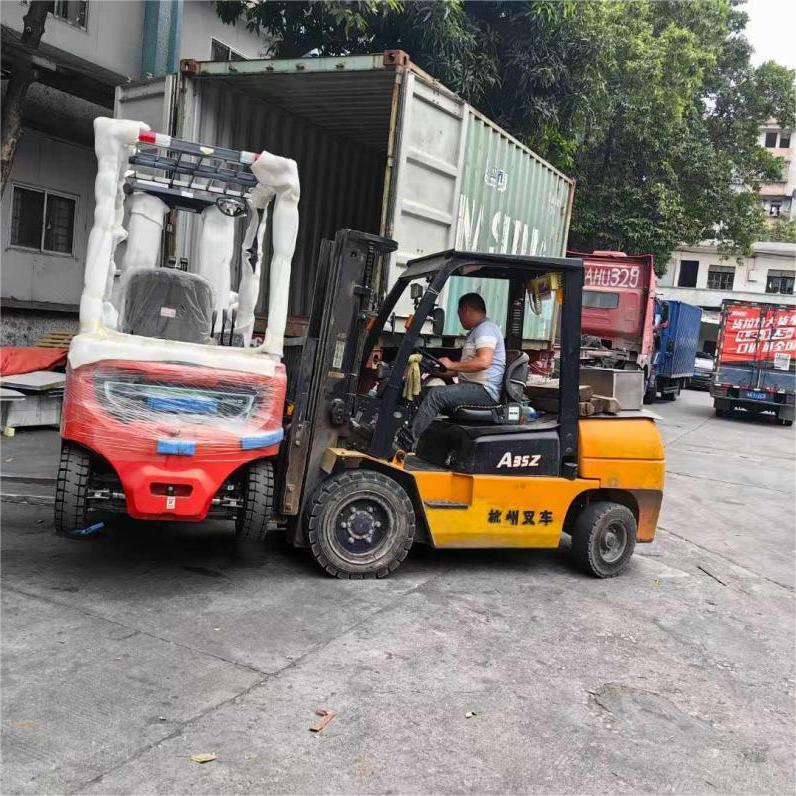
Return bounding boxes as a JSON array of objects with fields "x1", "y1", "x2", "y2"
[
  {"x1": 570, "y1": 501, "x2": 637, "y2": 578},
  {"x1": 643, "y1": 383, "x2": 657, "y2": 404},
  {"x1": 306, "y1": 470, "x2": 415, "y2": 579},
  {"x1": 54, "y1": 444, "x2": 91, "y2": 536},
  {"x1": 235, "y1": 459, "x2": 274, "y2": 542}
]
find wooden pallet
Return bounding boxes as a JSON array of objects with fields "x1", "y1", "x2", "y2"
[{"x1": 34, "y1": 331, "x2": 76, "y2": 349}]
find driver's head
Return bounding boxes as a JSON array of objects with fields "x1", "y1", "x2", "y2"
[{"x1": 457, "y1": 292, "x2": 487, "y2": 330}]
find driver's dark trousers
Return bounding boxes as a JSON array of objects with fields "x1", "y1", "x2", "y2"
[{"x1": 409, "y1": 383, "x2": 497, "y2": 443}]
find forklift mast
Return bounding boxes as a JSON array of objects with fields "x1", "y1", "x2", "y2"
[{"x1": 278, "y1": 230, "x2": 397, "y2": 536}]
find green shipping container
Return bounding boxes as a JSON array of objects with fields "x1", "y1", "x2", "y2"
[{"x1": 444, "y1": 110, "x2": 573, "y2": 341}]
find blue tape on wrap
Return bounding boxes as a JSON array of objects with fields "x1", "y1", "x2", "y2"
[
  {"x1": 240, "y1": 429, "x2": 284, "y2": 450},
  {"x1": 157, "y1": 439, "x2": 196, "y2": 455}
]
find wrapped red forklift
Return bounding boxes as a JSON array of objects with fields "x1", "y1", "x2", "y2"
[{"x1": 55, "y1": 118, "x2": 299, "y2": 538}]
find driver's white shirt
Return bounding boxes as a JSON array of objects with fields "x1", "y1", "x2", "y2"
[{"x1": 458, "y1": 318, "x2": 505, "y2": 400}]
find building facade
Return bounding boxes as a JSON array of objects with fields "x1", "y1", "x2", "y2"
[
  {"x1": 758, "y1": 122, "x2": 795, "y2": 224},
  {"x1": 658, "y1": 242, "x2": 796, "y2": 353},
  {"x1": 1, "y1": 0, "x2": 267, "y2": 344}
]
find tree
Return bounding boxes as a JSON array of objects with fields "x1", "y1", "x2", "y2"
[
  {"x1": 567, "y1": 1, "x2": 795, "y2": 270},
  {"x1": 767, "y1": 216, "x2": 796, "y2": 243},
  {"x1": 1, "y1": 1, "x2": 53, "y2": 195}
]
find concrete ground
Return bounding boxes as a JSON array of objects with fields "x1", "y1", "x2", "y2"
[{"x1": 1, "y1": 390, "x2": 794, "y2": 795}]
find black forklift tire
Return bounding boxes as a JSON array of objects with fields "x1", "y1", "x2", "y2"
[
  {"x1": 643, "y1": 384, "x2": 657, "y2": 404},
  {"x1": 777, "y1": 416, "x2": 793, "y2": 427},
  {"x1": 235, "y1": 459, "x2": 274, "y2": 542},
  {"x1": 570, "y1": 501, "x2": 637, "y2": 578},
  {"x1": 306, "y1": 470, "x2": 415, "y2": 579},
  {"x1": 54, "y1": 444, "x2": 91, "y2": 537}
]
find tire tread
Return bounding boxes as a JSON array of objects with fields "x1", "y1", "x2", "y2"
[
  {"x1": 235, "y1": 459, "x2": 274, "y2": 542},
  {"x1": 306, "y1": 471, "x2": 415, "y2": 579},
  {"x1": 54, "y1": 444, "x2": 91, "y2": 536}
]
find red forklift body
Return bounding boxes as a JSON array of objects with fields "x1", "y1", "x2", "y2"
[{"x1": 62, "y1": 360, "x2": 286, "y2": 521}]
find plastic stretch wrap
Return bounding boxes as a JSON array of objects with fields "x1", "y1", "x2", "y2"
[
  {"x1": 63, "y1": 360, "x2": 286, "y2": 464},
  {"x1": 118, "y1": 268, "x2": 215, "y2": 345}
]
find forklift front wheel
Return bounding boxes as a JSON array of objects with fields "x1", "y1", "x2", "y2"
[
  {"x1": 306, "y1": 470, "x2": 415, "y2": 579},
  {"x1": 235, "y1": 459, "x2": 274, "y2": 542},
  {"x1": 54, "y1": 444, "x2": 92, "y2": 537},
  {"x1": 570, "y1": 501, "x2": 637, "y2": 578}
]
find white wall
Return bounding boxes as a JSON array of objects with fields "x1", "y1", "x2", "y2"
[
  {"x1": 660, "y1": 244, "x2": 796, "y2": 308},
  {"x1": 1, "y1": 130, "x2": 95, "y2": 307},
  {"x1": 180, "y1": 0, "x2": 269, "y2": 61},
  {"x1": 1, "y1": 0, "x2": 145, "y2": 80}
]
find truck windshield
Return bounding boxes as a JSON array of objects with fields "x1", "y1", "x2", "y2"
[{"x1": 583, "y1": 290, "x2": 619, "y2": 309}]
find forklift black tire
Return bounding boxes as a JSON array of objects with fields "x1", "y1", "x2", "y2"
[
  {"x1": 54, "y1": 444, "x2": 91, "y2": 537},
  {"x1": 777, "y1": 417, "x2": 793, "y2": 426},
  {"x1": 570, "y1": 501, "x2": 637, "y2": 578},
  {"x1": 235, "y1": 459, "x2": 274, "y2": 542},
  {"x1": 306, "y1": 470, "x2": 415, "y2": 579},
  {"x1": 643, "y1": 386, "x2": 656, "y2": 405}
]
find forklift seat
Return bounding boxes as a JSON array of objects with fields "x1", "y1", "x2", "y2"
[
  {"x1": 449, "y1": 350, "x2": 530, "y2": 424},
  {"x1": 119, "y1": 268, "x2": 215, "y2": 345}
]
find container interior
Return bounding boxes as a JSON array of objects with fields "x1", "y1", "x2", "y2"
[{"x1": 180, "y1": 69, "x2": 398, "y2": 328}]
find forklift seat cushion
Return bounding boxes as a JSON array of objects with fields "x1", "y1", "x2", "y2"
[
  {"x1": 450, "y1": 351, "x2": 530, "y2": 425},
  {"x1": 415, "y1": 419, "x2": 560, "y2": 475},
  {"x1": 119, "y1": 268, "x2": 215, "y2": 345}
]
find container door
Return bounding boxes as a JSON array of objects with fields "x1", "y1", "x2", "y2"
[
  {"x1": 385, "y1": 71, "x2": 469, "y2": 321},
  {"x1": 716, "y1": 302, "x2": 764, "y2": 389},
  {"x1": 757, "y1": 305, "x2": 796, "y2": 392},
  {"x1": 114, "y1": 76, "x2": 178, "y2": 134}
]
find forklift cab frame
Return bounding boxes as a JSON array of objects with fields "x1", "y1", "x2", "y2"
[{"x1": 360, "y1": 250, "x2": 584, "y2": 470}]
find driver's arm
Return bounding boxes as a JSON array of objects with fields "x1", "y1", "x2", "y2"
[{"x1": 440, "y1": 347, "x2": 494, "y2": 374}]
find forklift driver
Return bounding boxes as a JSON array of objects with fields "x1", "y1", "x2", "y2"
[{"x1": 404, "y1": 293, "x2": 506, "y2": 449}]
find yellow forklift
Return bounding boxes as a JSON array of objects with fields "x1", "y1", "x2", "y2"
[{"x1": 274, "y1": 230, "x2": 664, "y2": 579}]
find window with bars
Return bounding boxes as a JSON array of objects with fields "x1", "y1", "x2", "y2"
[
  {"x1": 780, "y1": 132, "x2": 791, "y2": 148},
  {"x1": 707, "y1": 265, "x2": 735, "y2": 291},
  {"x1": 53, "y1": 1, "x2": 88, "y2": 30},
  {"x1": 766, "y1": 270, "x2": 795, "y2": 295},
  {"x1": 10, "y1": 186, "x2": 76, "y2": 255},
  {"x1": 764, "y1": 131, "x2": 778, "y2": 148}
]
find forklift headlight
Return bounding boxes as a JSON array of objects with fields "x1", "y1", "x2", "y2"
[{"x1": 216, "y1": 196, "x2": 247, "y2": 218}]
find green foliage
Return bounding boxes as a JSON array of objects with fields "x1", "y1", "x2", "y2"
[
  {"x1": 215, "y1": 0, "x2": 796, "y2": 268},
  {"x1": 766, "y1": 216, "x2": 796, "y2": 243}
]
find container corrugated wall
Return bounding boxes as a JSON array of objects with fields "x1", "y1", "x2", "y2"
[{"x1": 445, "y1": 110, "x2": 574, "y2": 341}]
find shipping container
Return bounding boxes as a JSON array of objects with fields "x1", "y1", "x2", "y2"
[
  {"x1": 711, "y1": 299, "x2": 796, "y2": 424},
  {"x1": 115, "y1": 51, "x2": 574, "y2": 346}
]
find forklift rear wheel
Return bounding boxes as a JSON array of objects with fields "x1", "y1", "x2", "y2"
[
  {"x1": 235, "y1": 459, "x2": 274, "y2": 542},
  {"x1": 54, "y1": 444, "x2": 91, "y2": 537},
  {"x1": 306, "y1": 470, "x2": 415, "y2": 579},
  {"x1": 777, "y1": 416, "x2": 793, "y2": 426},
  {"x1": 570, "y1": 501, "x2": 637, "y2": 578}
]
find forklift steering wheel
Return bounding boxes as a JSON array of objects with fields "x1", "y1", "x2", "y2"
[{"x1": 418, "y1": 349, "x2": 448, "y2": 375}]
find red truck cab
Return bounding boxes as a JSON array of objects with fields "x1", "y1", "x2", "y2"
[{"x1": 568, "y1": 250, "x2": 657, "y2": 375}]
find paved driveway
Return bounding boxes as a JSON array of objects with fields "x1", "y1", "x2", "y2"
[{"x1": 2, "y1": 390, "x2": 794, "y2": 794}]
